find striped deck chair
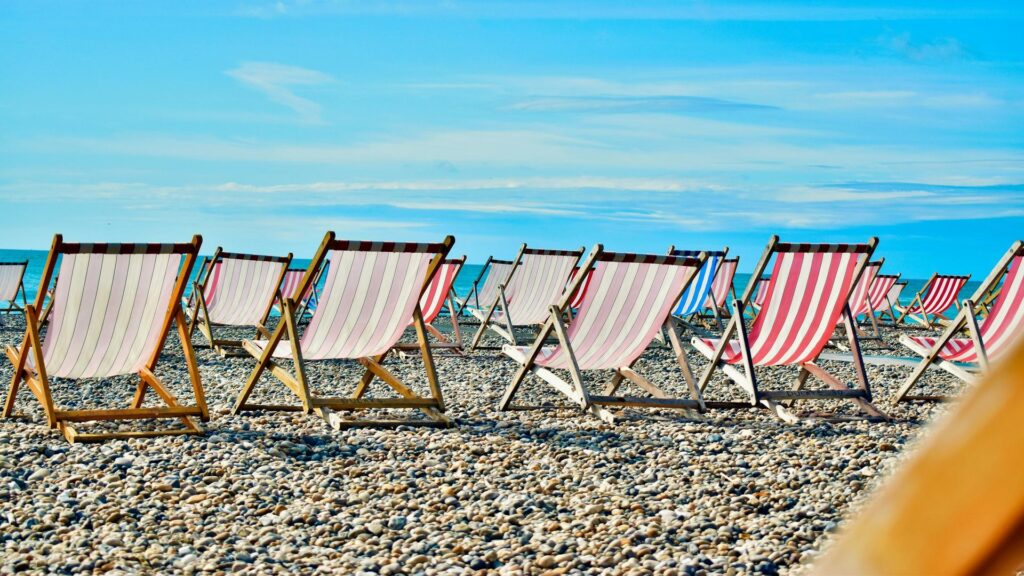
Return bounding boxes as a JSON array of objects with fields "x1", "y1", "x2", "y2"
[
  {"x1": 691, "y1": 236, "x2": 888, "y2": 423},
  {"x1": 702, "y1": 256, "x2": 740, "y2": 328},
  {"x1": 468, "y1": 245, "x2": 584, "y2": 350},
  {"x1": 877, "y1": 280, "x2": 908, "y2": 325},
  {"x1": 186, "y1": 248, "x2": 292, "y2": 356},
  {"x1": 858, "y1": 271, "x2": 901, "y2": 337},
  {"x1": 499, "y1": 246, "x2": 708, "y2": 424},
  {"x1": 567, "y1": 266, "x2": 594, "y2": 310},
  {"x1": 275, "y1": 267, "x2": 323, "y2": 319},
  {"x1": 895, "y1": 240, "x2": 1024, "y2": 403},
  {"x1": 0, "y1": 260, "x2": 28, "y2": 322},
  {"x1": 745, "y1": 275, "x2": 772, "y2": 318},
  {"x1": 895, "y1": 273, "x2": 971, "y2": 329},
  {"x1": 667, "y1": 246, "x2": 727, "y2": 332},
  {"x1": 2, "y1": 235, "x2": 207, "y2": 443},
  {"x1": 394, "y1": 256, "x2": 466, "y2": 355},
  {"x1": 454, "y1": 256, "x2": 515, "y2": 317},
  {"x1": 232, "y1": 233, "x2": 455, "y2": 428},
  {"x1": 839, "y1": 259, "x2": 882, "y2": 339}
]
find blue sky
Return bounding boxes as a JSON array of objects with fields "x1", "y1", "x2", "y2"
[{"x1": 1, "y1": 1, "x2": 1022, "y2": 277}]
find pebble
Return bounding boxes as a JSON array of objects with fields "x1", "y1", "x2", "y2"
[{"x1": 0, "y1": 321, "x2": 954, "y2": 574}]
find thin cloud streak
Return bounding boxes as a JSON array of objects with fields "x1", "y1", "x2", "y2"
[{"x1": 225, "y1": 61, "x2": 335, "y2": 123}]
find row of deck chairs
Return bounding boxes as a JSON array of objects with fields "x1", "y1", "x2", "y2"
[{"x1": 1, "y1": 233, "x2": 1021, "y2": 442}]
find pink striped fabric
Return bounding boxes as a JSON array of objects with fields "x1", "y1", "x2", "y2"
[
  {"x1": 906, "y1": 275, "x2": 970, "y2": 314},
  {"x1": 0, "y1": 263, "x2": 26, "y2": 301},
  {"x1": 698, "y1": 250, "x2": 862, "y2": 366},
  {"x1": 278, "y1": 269, "x2": 316, "y2": 306},
  {"x1": 202, "y1": 257, "x2": 286, "y2": 325},
  {"x1": 512, "y1": 257, "x2": 698, "y2": 370},
  {"x1": 493, "y1": 252, "x2": 579, "y2": 325},
  {"x1": 418, "y1": 260, "x2": 462, "y2": 324},
  {"x1": 865, "y1": 274, "x2": 899, "y2": 314},
  {"x1": 567, "y1": 267, "x2": 594, "y2": 309},
  {"x1": 704, "y1": 258, "x2": 738, "y2": 308},
  {"x1": 35, "y1": 252, "x2": 183, "y2": 379},
  {"x1": 252, "y1": 248, "x2": 435, "y2": 360},
  {"x1": 474, "y1": 261, "x2": 514, "y2": 309},
  {"x1": 887, "y1": 282, "x2": 907, "y2": 307},
  {"x1": 752, "y1": 277, "x2": 771, "y2": 308},
  {"x1": 846, "y1": 260, "x2": 880, "y2": 318},
  {"x1": 908, "y1": 255, "x2": 1024, "y2": 363}
]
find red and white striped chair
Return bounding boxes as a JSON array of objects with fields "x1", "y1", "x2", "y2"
[
  {"x1": 394, "y1": 256, "x2": 466, "y2": 354},
  {"x1": 702, "y1": 256, "x2": 739, "y2": 327},
  {"x1": 895, "y1": 241, "x2": 1024, "y2": 403},
  {"x1": 0, "y1": 260, "x2": 28, "y2": 322},
  {"x1": 275, "y1": 266, "x2": 322, "y2": 319},
  {"x1": 233, "y1": 233, "x2": 455, "y2": 428},
  {"x1": 499, "y1": 246, "x2": 707, "y2": 423},
  {"x1": 840, "y1": 259, "x2": 882, "y2": 338},
  {"x1": 187, "y1": 249, "x2": 292, "y2": 356},
  {"x1": 895, "y1": 273, "x2": 971, "y2": 329},
  {"x1": 469, "y1": 244, "x2": 584, "y2": 350},
  {"x1": 566, "y1": 266, "x2": 594, "y2": 310},
  {"x1": 692, "y1": 236, "x2": 887, "y2": 423},
  {"x1": 877, "y1": 280, "x2": 908, "y2": 325},
  {"x1": 858, "y1": 271, "x2": 901, "y2": 337},
  {"x1": 744, "y1": 275, "x2": 772, "y2": 318},
  {"x1": 455, "y1": 256, "x2": 515, "y2": 317},
  {"x1": 2, "y1": 235, "x2": 207, "y2": 443}
]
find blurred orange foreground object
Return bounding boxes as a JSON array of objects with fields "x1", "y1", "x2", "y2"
[{"x1": 813, "y1": 335, "x2": 1024, "y2": 575}]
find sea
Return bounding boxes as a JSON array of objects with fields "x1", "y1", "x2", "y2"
[{"x1": 0, "y1": 249, "x2": 977, "y2": 317}]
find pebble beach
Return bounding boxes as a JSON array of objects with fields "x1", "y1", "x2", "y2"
[{"x1": 0, "y1": 317, "x2": 963, "y2": 575}]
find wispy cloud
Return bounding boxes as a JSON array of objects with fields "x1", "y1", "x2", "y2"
[
  {"x1": 225, "y1": 61, "x2": 334, "y2": 123},
  {"x1": 878, "y1": 32, "x2": 968, "y2": 61},
  {"x1": 236, "y1": 1, "x2": 1005, "y2": 22},
  {"x1": 509, "y1": 95, "x2": 777, "y2": 114}
]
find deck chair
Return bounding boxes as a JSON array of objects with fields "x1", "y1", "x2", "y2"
[
  {"x1": 876, "y1": 280, "x2": 908, "y2": 325},
  {"x1": 0, "y1": 261, "x2": 28, "y2": 323},
  {"x1": 858, "y1": 271, "x2": 900, "y2": 337},
  {"x1": 2, "y1": 235, "x2": 208, "y2": 443},
  {"x1": 702, "y1": 256, "x2": 740, "y2": 328},
  {"x1": 667, "y1": 246, "x2": 727, "y2": 331},
  {"x1": 498, "y1": 246, "x2": 708, "y2": 424},
  {"x1": 745, "y1": 275, "x2": 772, "y2": 318},
  {"x1": 454, "y1": 256, "x2": 515, "y2": 317},
  {"x1": 232, "y1": 233, "x2": 455, "y2": 428},
  {"x1": 566, "y1": 266, "x2": 594, "y2": 310},
  {"x1": 468, "y1": 245, "x2": 584, "y2": 350},
  {"x1": 895, "y1": 240, "x2": 1024, "y2": 403},
  {"x1": 691, "y1": 236, "x2": 888, "y2": 423},
  {"x1": 895, "y1": 273, "x2": 971, "y2": 329},
  {"x1": 394, "y1": 256, "x2": 466, "y2": 355},
  {"x1": 839, "y1": 258, "x2": 882, "y2": 339},
  {"x1": 275, "y1": 267, "x2": 323, "y2": 319},
  {"x1": 186, "y1": 248, "x2": 292, "y2": 356}
]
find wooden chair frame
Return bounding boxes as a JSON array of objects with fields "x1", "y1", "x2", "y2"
[
  {"x1": 895, "y1": 272, "x2": 971, "y2": 329},
  {"x1": 186, "y1": 248, "x2": 292, "y2": 357},
  {"x1": 394, "y1": 256, "x2": 467, "y2": 356},
  {"x1": 274, "y1": 265, "x2": 326, "y2": 321},
  {"x1": 454, "y1": 255, "x2": 514, "y2": 318},
  {"x1": 701, "y1": 256, "x2": 741, "y2": 329},
  {"x1": 0, "y1": 260, "x2": 29, "y2": 323},
  {"x1": 498, "y1": 246, "x2": 708, "y2": 424},
  {"x1": 469, "y1": 244, "x2": 584, "y2": 351},
  {"x1": 666, "y1": 245, "x2": 729, "y2": 334},
  {"x1": 231, "y1": 232, "x2": 456, "y2": 429},
  {"x1": 875, "y1": 279, "x2": 908, "y2": 326},
  {"x1": 894, "y1": 240, "x2": 1024, "y2": 403},
  {"x1": 744, "y1": 275, "x2": 773, "y2": 319},
  {"x1": 693, "y1": 235, "x2": 888, "y2": 423},
  {"x1": 2, "y1": 234, "x2": 208, "y2": 443}
]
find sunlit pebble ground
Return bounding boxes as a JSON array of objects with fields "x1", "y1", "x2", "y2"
[{"x1": 0, "y1": 314, "x2": 963, "y2": 575}]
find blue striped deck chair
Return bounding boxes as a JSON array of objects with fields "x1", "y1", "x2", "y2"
[{"x1": 667, "y1": 246, "x2": 728, "y2": 334}]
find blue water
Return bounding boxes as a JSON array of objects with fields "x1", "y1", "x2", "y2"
[{"x1": 1, "y1": 249, "x2": 977, "y2": 317}]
